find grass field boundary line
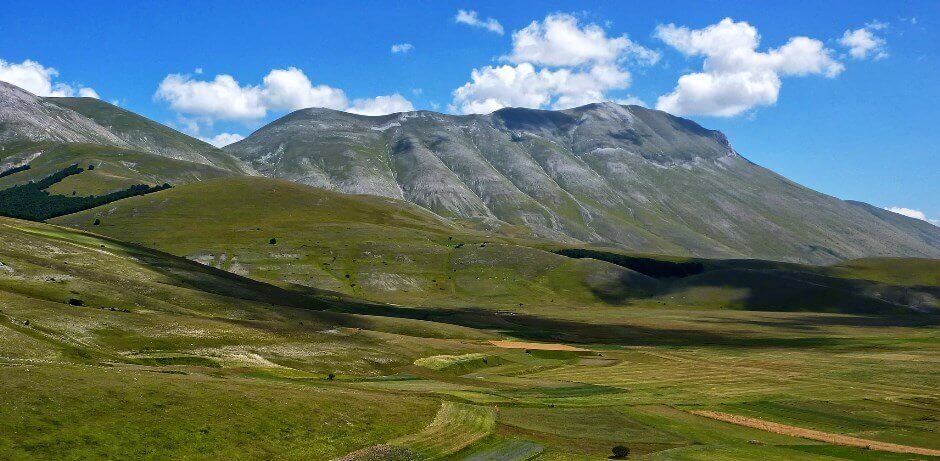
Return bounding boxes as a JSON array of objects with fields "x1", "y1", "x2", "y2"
[
  {"x1": 884, "y1": 396, "x2": 940, "y2": 412},
  {"x1": 644, "y1": 348, "x2": 940, "y2": 397},
  {"x1": 689, "y1": 410, "x2": 940, "y2": 457}
]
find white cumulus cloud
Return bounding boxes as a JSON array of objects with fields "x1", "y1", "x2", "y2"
[
  {"x1": 455, "y1": 10, "x2": 504, "y2": 35},
  {"x1": 199, "y1": 132, "x2": 244, "y2": 148},
  {"x1": 839, "y1": 26, "x2": 888, "y2": 60},
  {"x1": 0, "y1": 59, "x2": 99, "y2": 98},
  {"x1": 261, "y1": 67, "x2": 348, "y2": 111},
  {"x1": 346, "y1": 94, "x2": 414, "y2": 116},
  {"x1": 885, "y1": 207, "x2": 939, "y2": 225},
  {"x1": 508, "y1": 13, "x2": 659, "y2": 66},
  {"x1": 155, "y1": 67, "x2": 412, "y2": 122},
  {"x1": 155, "y1": 73, "x2": 268, "y2": 121},
  {"x1": 452, "y1": 62, "x2": 632, "y2": 114},
  {"x1": 452, "y1": 13, "x2": 651, "y2": 114},
  {"x1": 391, "y1": 43, "x2": 414, "y2": 54},
  {"x1": 654, "y1": 18, "x2": 843, "y2": 117}
]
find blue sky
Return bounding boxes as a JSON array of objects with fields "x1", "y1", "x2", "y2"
[{"x1": 1, "y1": 0, "x2": 937, "y2": 222}]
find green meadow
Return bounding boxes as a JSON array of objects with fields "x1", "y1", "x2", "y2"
[{"x1": 0, "y1": 177, "x2": 936, "y2": 460}]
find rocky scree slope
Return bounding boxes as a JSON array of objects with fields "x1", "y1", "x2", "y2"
[{"x1": 0, "y1": 81, "x2": 129, "y2": 147}]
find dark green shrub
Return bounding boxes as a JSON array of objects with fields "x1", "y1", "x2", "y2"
[{"x1": 610, "y1": 445, "x2": 630, "y2": 459}]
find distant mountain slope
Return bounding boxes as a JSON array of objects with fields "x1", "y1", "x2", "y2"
[
  {"x1": 225, "y1": 103, "x2": 940, "y2": 264},
  {"x1": 846, "y1": 200, "x2": 940, "y2": 251},
  {"x1": 51, "y1": 97, "x2": 248, "y2": 172},
  {"x1": 0, "y1": 81, "x2": 129, "y2": 147},
  {"x1": 0, "y1": 81, "x2": 247, "y2": 174}
]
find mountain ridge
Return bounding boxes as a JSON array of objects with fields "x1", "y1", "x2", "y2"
[
  {"x1": 2, "y1": 80, "x2": 936, "y2": 264},
  {"x1": 224, "y1": 102, "x2": 940, "y2": 264}
]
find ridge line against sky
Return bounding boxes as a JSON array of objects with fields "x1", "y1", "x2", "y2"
[{"x1": 0, "y1": 1, "x2": 936, "y2": 222}]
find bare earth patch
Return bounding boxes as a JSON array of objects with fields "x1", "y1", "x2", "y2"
[
  {"x1": 690, "y1": 410, "x2": 940, "y2": 457},
  {"x1": 489, "y1": 340, "x2": 590, "y2": 352}
]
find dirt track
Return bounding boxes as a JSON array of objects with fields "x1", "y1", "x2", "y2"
[
  {"x1": 488, "y1": 340, "x2": 590, "y2": 352},
  {"x1": 690, "y1": 410, "x2": 940, "y2": 457}
]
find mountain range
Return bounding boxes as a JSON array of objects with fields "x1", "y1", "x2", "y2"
[{"x1": 2, "y1": 80, "x2": 938, "y2": 264}]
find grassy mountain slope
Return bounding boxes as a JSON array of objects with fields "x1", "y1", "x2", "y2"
[
  {"x1": 51, "y1": 96, "x2": 248, "y2": 172},
  {"x1": 52, "y1": 176, "x2": 937, "y2": 314},
  {"x1": 225, "y1": 103, "x2": 940, "y2": 264},
  {"x1": 0, "y1": 141, "x2": 234, "y2": 196},
  {"x1": 52, "y1": 176, "x2": 651, "y2": 309}
]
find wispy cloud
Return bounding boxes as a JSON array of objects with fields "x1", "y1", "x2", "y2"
[
  {"x1": 455, "y1": 10, "x2": 503, "y2": 35},
  {"x1": 391, "y1": 43, "x2": 414, "y2": 54},
  {"x1": 839, "y1": 22, "x2": 889, "y2": 60}
]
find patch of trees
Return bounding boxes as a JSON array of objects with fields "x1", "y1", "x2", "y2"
[
  {"x1": 0, "y1": 164, "x2": 171, "y2": 221},
  {"x1": 0, "y1": 164, "x2": 31, "y2": 178},
  {"x1": 555, "y1": 248, "x2": 704, "y2": 278}
]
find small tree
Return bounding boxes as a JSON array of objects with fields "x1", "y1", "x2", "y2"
[
  {"x1": 610, "y1": 445, "x2": 630, "y2": 459},
  {"x1": 93, "y1": 218, "x2": 101, "y2": 226},
  {"x1": 269, "y1": 237, "x2": 277, "y2": 245},
  {"x1": 88, "y1": 164, "x2": 95, "y2": 170},
  {"x1": 327, "y1": 373, "x2": 335, "y2": 381}
]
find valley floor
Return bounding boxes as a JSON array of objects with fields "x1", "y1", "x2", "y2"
[{"x1": 1, "y1": 217, "x2": 938, "y2": 460}]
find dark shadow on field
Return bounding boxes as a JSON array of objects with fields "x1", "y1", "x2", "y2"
[
  {"x1": 663, "y1": 268, "x2": 939, "y2": 314},
  {"x1": 322, "y1": 303, "x2": 940, "y2": 348},
  {"x1": 556, "y1": 249, "x2": 938, "y2": 314},
  {"x1": 74, "y1": 232, "x2": 938, "y2": 349}
]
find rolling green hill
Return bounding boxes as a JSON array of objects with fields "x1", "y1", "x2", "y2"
[
  {"x1": 51, "y1": 176, "x2": 655, "y2": 309},
  {"x1": 0, "y1": 141, "x2": 235, "y2": 196},
  {"x1": 52, "y1": 176, "x2": 938, "y2": 314}
]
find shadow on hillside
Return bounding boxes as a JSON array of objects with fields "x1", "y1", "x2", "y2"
[{"x1": 96, "y1": 234, "x2": 938, "y2": 349}]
